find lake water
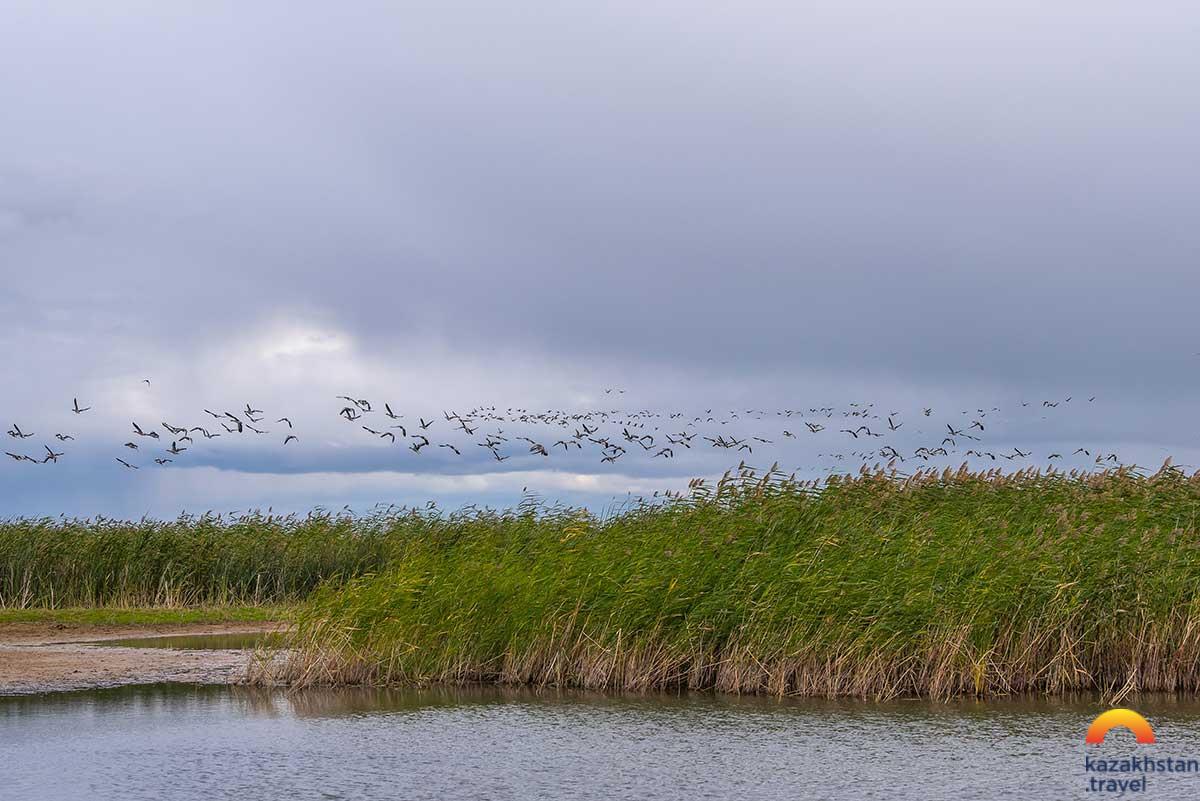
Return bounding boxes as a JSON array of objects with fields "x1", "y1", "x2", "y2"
[
  {"x1": 92, "y1": 632, "x2": 279, "y2": 650},
  {"x1": 4, "y1": 684, "x2": 1200, "y2": 800}
]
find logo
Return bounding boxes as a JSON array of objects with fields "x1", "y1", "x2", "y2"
[
  {"x1": 1086, "y1": 709, "x2": 1156, "y2": 745},
  {"x1": 1082, "y1": 708, "x2": 1200, "y2": 795}
]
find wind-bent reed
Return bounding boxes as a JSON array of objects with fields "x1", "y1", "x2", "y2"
[{"x1": 266, "y1": 463, "x2": 1200, "y2": 699}]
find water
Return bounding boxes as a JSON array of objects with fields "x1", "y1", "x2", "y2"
[
  {"x1": 91, "y1": 632, "x2": 278, "y2": 650},
  {"x1": 4, "y1": 685, "x2": 1200, "y2": 800}
]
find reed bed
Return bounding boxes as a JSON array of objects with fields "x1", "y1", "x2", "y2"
[
  {"x1": 269, "y1": 464, "x2": 1200, "y2": 699},
  {"x1": 0, "y1": 509, "x2": 416, "y2": 607}
]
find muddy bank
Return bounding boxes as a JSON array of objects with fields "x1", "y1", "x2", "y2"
[{"x1": 0, "y1": 621, "x2": 287, "y2": 696}]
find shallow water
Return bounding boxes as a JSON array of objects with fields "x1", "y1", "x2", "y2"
[
  {"x1": 92, "y1": 632, "x2": 277, "y2": 650},
  {"x1": 4, "y1": 685, "x2": 1200, "y2": 800}
]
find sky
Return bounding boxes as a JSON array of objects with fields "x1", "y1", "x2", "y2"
[{"x1": 2, "y1": 1, "x2": 1199, "y2": 518}]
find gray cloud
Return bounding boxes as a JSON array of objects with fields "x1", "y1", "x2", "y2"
[{"x1": 2, "y1": 1, "x2": 1199, "y2": 516}]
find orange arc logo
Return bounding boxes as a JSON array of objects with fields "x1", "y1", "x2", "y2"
[{"x1": 1086, "y1": 709, "x2": 1156, "y2": 745}]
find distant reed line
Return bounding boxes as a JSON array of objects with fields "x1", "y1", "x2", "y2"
[{"x1": 0, "y1": 509, "x2": 416, "y2": 607}]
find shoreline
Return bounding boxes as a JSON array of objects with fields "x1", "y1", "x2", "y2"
[{"x1": 0, "y1": 619, "x2": 287, "y2": 696}]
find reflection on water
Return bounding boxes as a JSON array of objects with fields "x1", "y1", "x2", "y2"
[
  {"x1": 91, "y1": 632, "x2": 279, "y2": 650},
  {"x1": 4, "y1": 685, "x2": 1200, "y2": 800}
]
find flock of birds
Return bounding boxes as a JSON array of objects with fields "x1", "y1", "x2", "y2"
[{"x1": 2, "y1": 382, "x2": 1131, "y2": 477}]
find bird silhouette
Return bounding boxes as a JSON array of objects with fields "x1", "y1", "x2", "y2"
[{"x1": 7, "y1": 424, "x2": 34, "y2": 439}]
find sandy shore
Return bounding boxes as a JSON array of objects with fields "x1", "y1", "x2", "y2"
[{"x1": 0, "y1": 621, "x2": 287, "y2": 696}]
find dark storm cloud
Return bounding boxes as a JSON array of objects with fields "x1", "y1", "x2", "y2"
[{"x1": 2, "y1": 1, "x2": 1199, "y2": 516}]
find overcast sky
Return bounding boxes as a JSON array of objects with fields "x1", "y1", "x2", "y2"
[{"x1": 2, "y1": 1, "x2": 1199, "y2": 518}]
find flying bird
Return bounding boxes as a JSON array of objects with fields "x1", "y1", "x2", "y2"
[
  {"x1": 132, "y1": 422, "x2": 159, "y2": 439},
  {"x1": 7, "y1": 424, "x2": 33, "y2": 439}
]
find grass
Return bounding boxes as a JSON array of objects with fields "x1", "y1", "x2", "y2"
[
  {"x1": 267, "y1": 464, "x2": 1200, "y2": 700},
  {"x1": 0, "y1": 604, "x2": 294, "y2": 627}
]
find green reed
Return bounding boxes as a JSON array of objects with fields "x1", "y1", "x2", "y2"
[
  {"x1": 0, "y1": 509, "x2": 410, "y2": 607},
  {"x1": 272, "y1": 464, "x2": 1200, "y2": 699}
]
